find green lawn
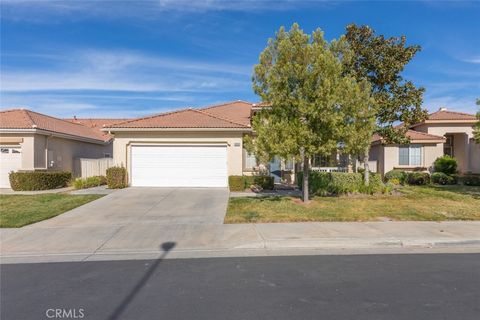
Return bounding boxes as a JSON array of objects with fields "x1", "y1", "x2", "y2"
[
  {"x1": 225, "y1": 185, "x2": 480, "y2": 223},
  {"x1": 0, "y1": 194, "x2": 104, "y2": 228}
]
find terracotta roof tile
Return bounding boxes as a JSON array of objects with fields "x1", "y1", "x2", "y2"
[
  {"x1": 65, "y1": 118, "x2": 129, "y2": 140},
  {"x1": 427, "y1": 109, "x2": 476, "y2": 121},
  {"x1": 0, "y1": 109, "x2": 109, "y2": 142},
  {"x1": 106, "y1": 101, "x2": 253, "y2": 129},
  {"x1": 106, "y1": 108, "x2": 250, "y2": 129}
]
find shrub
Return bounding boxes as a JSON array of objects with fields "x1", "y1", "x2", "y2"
[
  {"x1": 298, "y1": 171, "x2": 386, "y2": 195},
  {"x1": 229, "y1": 176, "x2": 246, "y2": 191},
  {"x1": 9, "y1": 171, "x2": 72, "y2": 191},
  {"x1": 329, "y1": 172, "x2": 363, "y2": 194},
  {"x1": 361, "y1": 173, "x2": 386, "y2": 194},
  {"x1": 433, "y1": 155, "x2": 458, "y2": 175},
  {"x1": 407, "y1": 172, "x2": 430, "y2": 185},
  {"x1": 253, "y1": 176, "x2": 274, "y2": 190},
  {"x1": 431, "y1": 172, "x2": 457, "y2": 185},
  {"x1": 384, "y1": 170, "x2": 407, "y2": 184},
  {"x1": 460, "y1": 174, "x2": 480, "y2": 186},
  {"x1": 73, "y1": 176, "x2": 107, "y2": 189},
  {"x1": 106, "y1": 166, "x2": 127, "y2": 189},
  {"x1": 229, "y1": 175, "x2": 274, "y2": 191}
]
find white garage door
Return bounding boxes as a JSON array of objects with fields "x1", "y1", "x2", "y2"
[
  {"x1": 131, "y1": 145, "x2": 228, "y2": 187},
  {"x1": 0, "y1": 147, "x2": 22, "y2": 188}
]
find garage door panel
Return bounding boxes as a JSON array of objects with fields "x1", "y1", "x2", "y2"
[
  {"x1": 131, "y1": 145, "x2": 227, "y2": 187},
  {"x1": 0, "y1": 147, "x2": 22, "y2": 188}
]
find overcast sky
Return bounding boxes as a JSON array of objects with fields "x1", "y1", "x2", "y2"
[{"x1": 1, "y1": 0, "x2": 479, "y2": 118}]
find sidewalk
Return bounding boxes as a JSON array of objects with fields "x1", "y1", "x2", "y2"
[{"x1": 1, "y1": 221, "x2": 479, "y2": 264}]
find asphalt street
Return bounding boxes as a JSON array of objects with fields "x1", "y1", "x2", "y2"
[{"x1": 1, "y1": 253, "x2": 479, "y2": 320}]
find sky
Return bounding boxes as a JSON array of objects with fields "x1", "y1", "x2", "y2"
[{"x1": 1, "y1": 0, "x2": 479, "y2": 118}]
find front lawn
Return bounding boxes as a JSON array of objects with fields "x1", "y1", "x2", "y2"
[
  {"x1": 0, "y1": 194, "x2": 104, "y2": 228},
  {"x1": 225, "y1": 185, "x2": 480, "y2": 223}
]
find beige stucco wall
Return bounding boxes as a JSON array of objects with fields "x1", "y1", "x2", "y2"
[
  {"x1": 111, "y1": 131, "x2": 245, "y2": 184},
  {"x1": 470, "y1": 139, "x2": 480, "y2": 173},
  {"x1": 39, "y1": 134, "x2": 112, "y2": 172},
  {"x1": 0, "y1": 132, "x2": 111, "y2": 172},
  {"x1": 414, "y1": 123, "x2": 476, "y2": 172},
  {"x1": 378, "y1": 143, "x2": 443, "y2": 175}
]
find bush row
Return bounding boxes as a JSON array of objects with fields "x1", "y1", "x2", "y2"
[
  {"x1": 228, "y1": 175, "x2": 274, "y2": 191},
  {"x1": 9, "y1": 171, "x2": 72, "y2": 191},
  {"x1": 296, "y1": 171, "x2": 387, "y2": 195},
  {"x1": 384, "y1": 170, "x2": 480, "y2": 186},
  {"x1": 73, "y1": 176, "x2": 107, "y2": 189},
  {"x1": 106, "y1": 166, "x2": 127, "y2": 189}
]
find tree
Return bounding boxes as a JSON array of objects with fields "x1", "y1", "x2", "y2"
[
  {"x1": 249, "y1": 23, "x2": 375, "y2": 202},
  {"x1": 475, "y1": 98, "x2": 480, "y2": 143},
  {"x1": 344, "y1": 24, "x2": 428, "y2": 184}
]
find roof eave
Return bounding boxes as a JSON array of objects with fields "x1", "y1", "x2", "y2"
[
  {"x1": 0, "y1": 128, "x2": 110, "y2": 145},
  {"x1": 103, "y1": 127, "x2": 252, "y2": 132}
]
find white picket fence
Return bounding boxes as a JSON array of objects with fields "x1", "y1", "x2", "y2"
[
  {"x1": 311, "y1": 167, "x2": 348, "y2": 173},
  {"x1": 74, "y1": 158, "x2": 115, "y2": 178}
]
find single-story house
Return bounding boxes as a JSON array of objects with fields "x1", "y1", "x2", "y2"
[
  {"x1": 0, "y1": 109, "x2": 115, "y2": 188},
  {"x1": 370, "y1": 108, "x2": 480, "y2": 175},
  {"x1": 103, "y1": 101, "x2": 256, "y2": 188}
]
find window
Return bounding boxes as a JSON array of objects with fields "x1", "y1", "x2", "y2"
[
  {"x1": 244, "y1": 151, "x2": 257, "y2": 170},
  {"x1": 284, "y1": 158, "x2": 294, "y2": 171},
  {"x1": 399, "y1": 145, "x2": 422, "y2": 166},
  {"x1": 444, "y1": 134, "x2": 454, "y2": 156},
  {"x1": 104, "y1": 153, "x2": 112, "y2": 158}
]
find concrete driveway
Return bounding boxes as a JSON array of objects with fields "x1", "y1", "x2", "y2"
[{"x1": 29, "y1": 187, "x2": 229, "y2": 228}]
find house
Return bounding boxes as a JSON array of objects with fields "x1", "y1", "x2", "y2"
[
  {"x1": 0, "y1": 109, "x2": 114, "y2": 188},
  {"x1": 103, "y1": 101, "x2": 256, "y2": 188},
  {"x1": 370, "y1": 108, "x2": 480, "y2": 175}
]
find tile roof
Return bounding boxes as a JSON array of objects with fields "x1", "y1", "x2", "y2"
[
  {"x1": 427, "y1": 109, "x2": 476, "y2": 121},
  {"x1": 106, "y1": 101, "x2": 253, "y2": 129},
  {"x1": 0, "y1": 109, "x2": 109, "y2": 142},
  {"x1": 64, "y1": 118, "x2": 129, "y2": 140},
  {"x1": 372, "y1": 129, "x2": 445, "y2": 143}
]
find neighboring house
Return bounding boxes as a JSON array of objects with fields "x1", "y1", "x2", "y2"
[
  {"x1": 0, "y1": 109, "x2": 114, "y2": 188},
  {"x1": 370, "y1": 108, "x2": 480, "y2": 175},
  {"x1": 103, "y1": 101, "x2": 255, "y2": 188}
]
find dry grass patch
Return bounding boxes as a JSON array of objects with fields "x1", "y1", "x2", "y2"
[{"x1": 225, "y1": 185, "x2": 480, "y2": 223}]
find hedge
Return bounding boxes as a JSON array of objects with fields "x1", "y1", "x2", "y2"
[
  {"x1": 73, "y1": 176, "x2": 107, "y2": 189},
  {"x1": 431, "y1": 172, "x2": 456, "y2": 185},
  {"x1": 228, "y1": 175, "x2": 274, "y2": 191},
  {"x1": 460, "y1": 174, "x2": 480, "y2": 186},
  {"x1": 297, "y1": 171, "x2": 386, "y2": 195},
  {"x1": 106, "y1": 166, "x2": 127, "y2": 189},
  {"x1": 9, "y1": 171, "x2": 72, "y2": 191},
  {"x1": 406, "y1": 172, "x2": 430, "y2": 185}
]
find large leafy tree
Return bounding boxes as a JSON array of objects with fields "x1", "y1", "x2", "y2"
[
  {"x1": 475, "y1": 98, "x2": 480, "y2": 143},
  {"x1": 249, "y1": 23, "x2": 375, "y2": 202},
  {"x1": 344, "y1": 24, "x2": 428, "y2": 184}
]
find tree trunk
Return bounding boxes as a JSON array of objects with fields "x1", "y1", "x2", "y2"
[
  {"x1": 363, "y1": 149, "x2": 370, "y2": 186},
  {"x1": 302, "y1": 155, "x2": 310, "y2": 203}
]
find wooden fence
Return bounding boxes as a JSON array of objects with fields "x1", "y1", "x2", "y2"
[{"x1": 74, "y1": 158, "x2": 115, "y2": 178}]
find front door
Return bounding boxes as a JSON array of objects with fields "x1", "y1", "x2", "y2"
[{"x1": 269, "y1": 157, "x2": 281, "y2": 183}]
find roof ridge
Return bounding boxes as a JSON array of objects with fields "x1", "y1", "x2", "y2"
[
  {"x1": 24, "y1": 109, "x2": 99, "y2": 129},
  {"x1": 105, "y1": 108, "x2": 192, "y2": 127},
  {"x1": 429, "y1": 109, "x2": 475, "y2": 117},
  {"x1": 22, "y1": 109, "x2": 36, "y2": 127},
  {"x1": 193, "y1": 108, "x2": 249, "y2": 128},
  {"x1": 200, "y1": 100, "x2": 252, "y2": 111}
]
